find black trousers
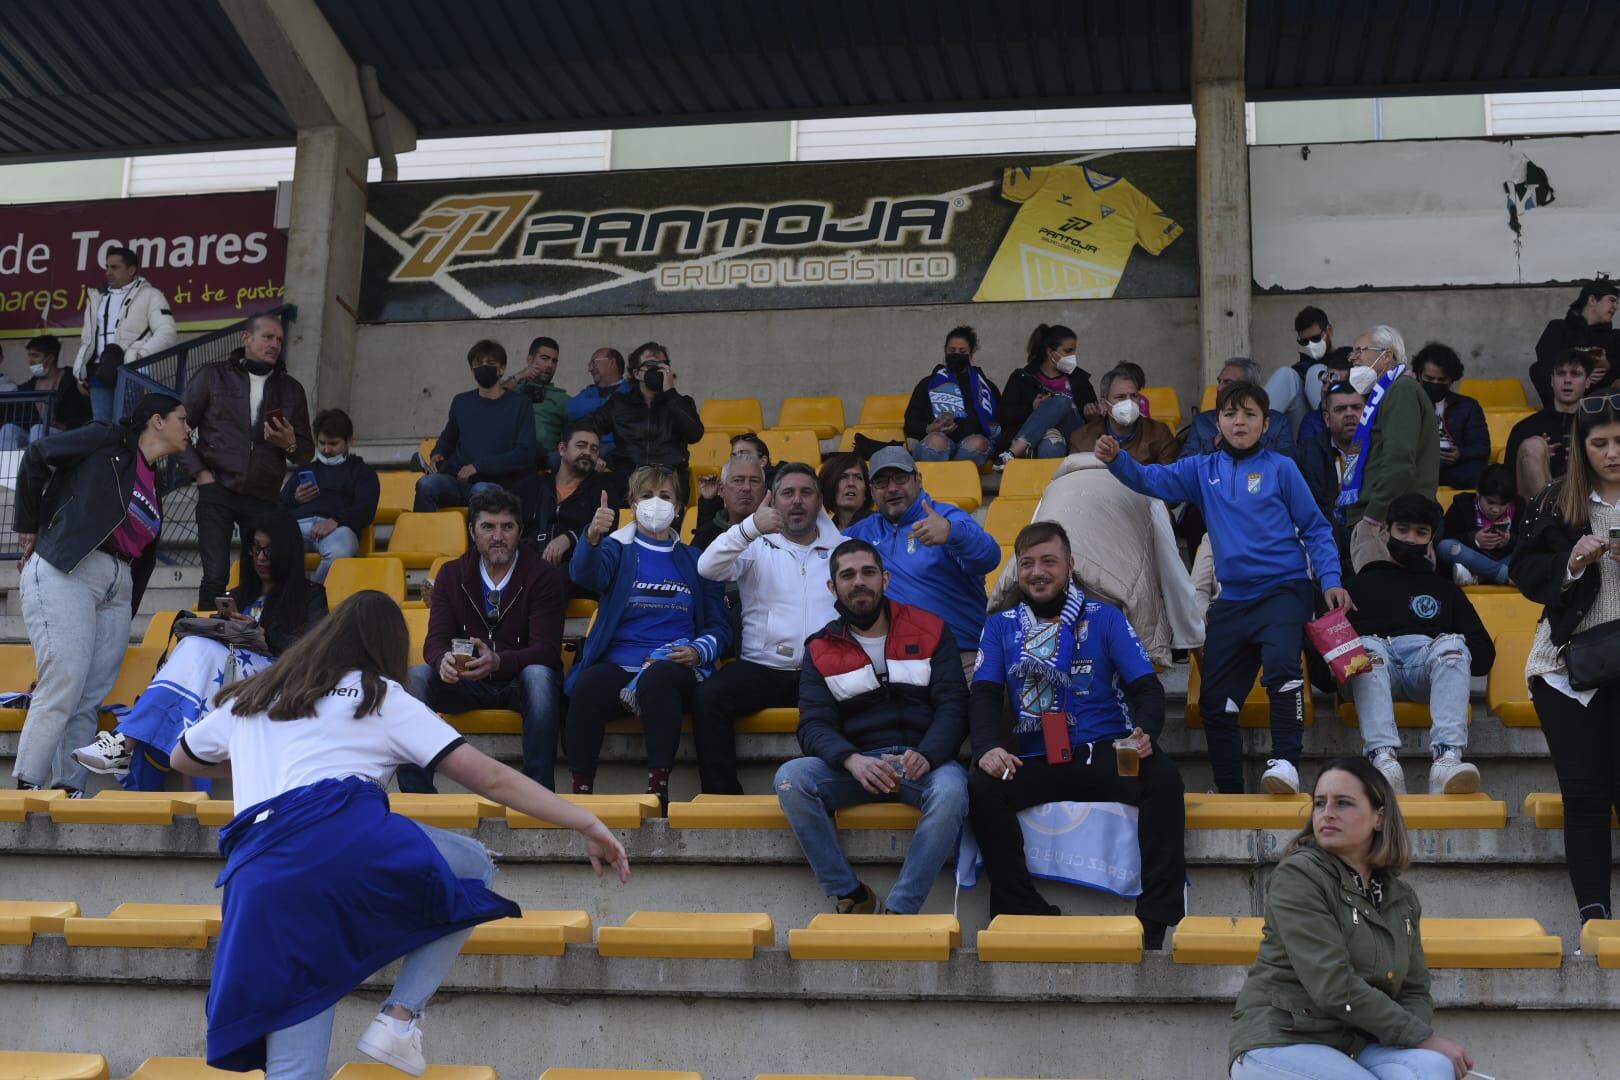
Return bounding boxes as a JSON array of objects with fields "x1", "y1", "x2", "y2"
[
  {"x1": 1200, "y1": 579, "x2": 1313, "y2": 792},
  {"x1": 196, "y1": 484, "x2": 275, "y2": 610},
  {"x1": 566, "y1": 661, "x2": 697, "y2": 778},
  {"x1": 968, "y1": 746, "x2": 1186, "y2": 926},
  {"x1": 1533, "y1": 677, "x2": 1620, "y2": 915},
  {"x1": 691, "y1": 660, "x2": 799, "y2": 794}
]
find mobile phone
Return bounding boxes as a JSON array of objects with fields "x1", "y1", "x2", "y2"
[
  {"x1": 1041, "y1": 710, "x2": 1074, "y2": 764},
  {"x1": 296, "y1": 469, "x2": 317, "y2": 488},
  {"x1": 1609, "y1": 526, "x2": 1620, "y2": 555},
  {"x1": 215, "y1": 595, "x2": 237, "y2": 617},
  {"x1": 266, "y1": 408, "x2": 287, "y2": 425}
]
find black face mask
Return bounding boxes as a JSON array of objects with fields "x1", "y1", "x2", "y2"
[
  {"x1": 944, "y1": 353, "x2": 970, "y2": 373},
  {"x1": 244, "y1": 359, "x2": 275, "y2": 377},
  {"x1": 836, "y1": 596, "x2": 884, "y2": 631},
  {"x1": 1422, "y1": 382, "x2": 1449, "y2": 404},
  {"x1": 1025, "y1": 587, "x2": 1069, "y2": 619},
  {"x1": 1387, "y1": 538, "x2": 1431, "y2": 568},
  {"x1": 472, "y1": 366, "x2": 501, "y2": 389}
]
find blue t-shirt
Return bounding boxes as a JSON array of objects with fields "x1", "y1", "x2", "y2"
[
  {"x1": 974, "y1": 598, "x2": 1155, "y2": 758},
  {"x1": 605, "y1": 534, "x2": 695, "y2": 669}
]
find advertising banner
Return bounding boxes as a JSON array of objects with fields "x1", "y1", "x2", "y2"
[
  {"x1": 0, "y1": 191, "x2": 287, "y2": 339},
  {"x1": 359, "y1": 149, "x2": 1197, "y2": 322}
]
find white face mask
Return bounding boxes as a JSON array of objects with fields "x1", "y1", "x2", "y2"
[
  {"x1": 28, "y1": 364, "x2": 47, "y2": 378},
  {"x1": 1054, "y1": 353, "x2": 1078, "y2": 374},
  {"x1": 1303, "y1": 338, "x2": 1328, "y2": 361},
  {"x1": 315, "y1": 452, "x2": 346, "y2": 466},
  {"x1": 1110, "y1": 398, "x2": 1141, "y2": 426},
  {"x1": 635, "y1": 496, "x2": 677, "y2": 533},
  {"x1": 1347, "y1": 365, "x2": 1379, "y2": 395}
]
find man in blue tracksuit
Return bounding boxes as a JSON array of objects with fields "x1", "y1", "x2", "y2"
[
  {"x1": 1098, "y1": 381, "x2": 1350, "y2": 795},
  {"x1": 847, "y1": 446, "x2": 1001, "y2": 675}
]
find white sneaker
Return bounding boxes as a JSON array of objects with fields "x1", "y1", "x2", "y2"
[
  {"x1": 357, "y1": 1013, "x2": 426, "y2": 1076},
  {"x1": 1429, "y1": 750, "x2": 1480, "y2": 795},
  {"x1": 1260, "y1": 759, "x2": 1300, "y2": 794},
  {"x1": 992, "y1": 451, "x2": 1015, "y2": 472},
  {"x1": 1451, "y1": 563, "x2": 1477, "y2": 587},
  {"x1": 1370, "y1": 748, "x2": 1407, "y2": 795},
  {"x1": 72, "y1": 731, "x2": 131, "y2": 775}
]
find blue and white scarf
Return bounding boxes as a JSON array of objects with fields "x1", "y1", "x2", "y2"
[
  {"x1": 927, "y1": 364, "x2": 1001, "y2": 442},
  {"x1": 1335, "y1": 363, "x2": 1405, "y2": 524},
  {"x1": 619, "y1": 636, "x2": 715, "y2": 712},
  {"x1": 1007, "y1": 586, "x2": 1087, "y2": 736}
]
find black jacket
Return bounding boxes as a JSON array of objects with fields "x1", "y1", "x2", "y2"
[
  {"x1": 1532, "y1": 312, "x2": 1620, "y2": 408},
  {"x1": 515, "y1": 469, "x2": 612, "y2": 553},
  {"x1": 14, "y1": 422, "x2": 159, "y2": 607},
  {"x1": 1345, "y1": 561, "x2": 1495, "y2": 675},
  {"x1": 590, "y1": 387, "x2": 704, "y2": 470},
  {"x1": 228, "y1": 578, "x2": 328, "y2": 656},
  {"x1": 1511, "y1": 482, "x2": 1613, "y2": 647},
  {"x1": 277, "y1": 454, "x2": 380, "y2": 535},
  {"x1": 1293, "y1": 429, "x2": 1351, "y2": 523},
  {"x1": 16, "y1": 370, "x2": 92, "y2": 432},
  {"x1": 997, "y1": 364, "x2": 1097, "y2": 449},
  {"x1": 904, "y1": 365, "x2": 1001, "y2": 443},
  {"x1": 1435, "y1": 391, "x2": 1491, "y2": 490},
  {"x1": 1440, "y1": 492, "x2": 1523, "y2": 557},
  {"x1": 181, "y1": 349, "x2": 314, "y2": 502}
]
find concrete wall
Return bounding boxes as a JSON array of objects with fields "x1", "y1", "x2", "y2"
[{"x1": 348, "y1": 284, "x2": 1564, "y2": 440}]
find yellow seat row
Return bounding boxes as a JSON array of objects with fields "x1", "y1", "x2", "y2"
[{"x1": 1172, "y1": 914, "x2": 1561, "y2": 969}]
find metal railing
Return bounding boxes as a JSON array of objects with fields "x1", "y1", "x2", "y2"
[{"x1": 0, "y1": 392, "x2": 57, "y2": 559}]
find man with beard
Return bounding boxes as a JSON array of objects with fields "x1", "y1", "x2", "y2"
[
  {"x1": 519, "y1": 421, "x2": 613, "y2": 596},
  {"x1": 967, "y1": 521, "x2": 1185, "y2": 948},
  {"x1": 504, "y1": 335, "x2": 570, "y2": 451},
  {"x1": 398, "y1": 488, "x2": 566, "y2": 794},
  {"x1": 776, "y1": 539, "x2": 970, "y2": 915}
]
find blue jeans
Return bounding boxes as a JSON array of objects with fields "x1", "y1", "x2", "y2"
[
  {"x1": 263, "y1": 824, "x2": 495, "y2": 1080},
  {"x1": 398, "y1": 662, "x2": 560, "y2": 792},
  {"x1": 1348, "y1": 634, "x2": 1471, "y2": 756},
  {"x1": 1231, "y1": 1043, "x2": 1453, "y2": 1079},
  {"x1": 1436, "y1": 538, "x2": 1511, "y2": 584},
  {"x1": 774, "y1": 751, "x2": 969, "y2": 914},
  {"x1": 88, "y1": 384, "x2": 116, "y2": 425},
  {"x1": 1012, "y1": 396, "x2": 1082, "y2": 457},
  {"x1": 0, "y1": 422, "x2": 46, "y2": 450},
  {"x1": 413, "y1": 474, "x2": 501, "y2": 512},
  {"x1": 297, "y1": 517, "x2": 360, "y2": 583},
  {"x1": 913, "y1": 435, "x2": 989, "y2": 468}
]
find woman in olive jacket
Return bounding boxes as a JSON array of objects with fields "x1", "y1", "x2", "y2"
[{"x1": 1229, "y1": 757, "x2": 1475, "y2": 1080}]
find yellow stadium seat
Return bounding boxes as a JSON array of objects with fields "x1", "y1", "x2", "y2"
[
  {"x1": 1485, "y1": 409, "x2": 1532, "y2": 464},
  {"x1": 0, "y1": 900, "x2": 81, "y2": 945},
  {"x1": 597, "y1": 912, "x2": 775, "y2": 959},
  {"x1": 326, "y1": 557, "x2": 406, "y2": 605},
  {"x1": 105, "y1": 903, "x2": 222, "y2": 937},
  {"x1": 404, "y1": 606, "x2": 432, "y2": 665},
  {"x1": 916, "y1": 460, "x2": 982, "y2": 513},
  {"x1": 1421, "y1": 917, "x2": 1560, "y2": 969},
  {"x1": 0, "y1": 787, "x2": 66, "y2": 822},
  {"x1": 858, "y1": 394, "x2": 910, "y2": 428},
  {"x1": 1469, "y1": 592, "x2": 1539, "y2": 642},
  {"x1": 417, "y1": 436, "x2": 439, "y2": 464},
  {"x1": 1487, "y1": 631, "x2": 1537, "y2": 727},
  {"x1": 0, "y1": 1053, "x2": 109, "y2": 1080},
  {"x1": 1523, "y1": 792, "x2": 1619, "y2": 829},
  {"x1": 566, "y1": 597, "x2": 598, "y2": 620},
  {"x1": 389, "y1": 793, "x2": 500, "y2": 829},
  {"x1": 983, "y1": 498, "x2": 1040, "y2": 544},
  {"x1": 1186, "y1": 653, "x2": 1315, "y2": 728},
  {"x1": 1455, "y1": 377, "x2": 1530, "y2": 411},
  {"x1": 142, "y1": 610, "x2": 180, "y2": 647},
  {"x1": 1579, "y1": 919, "x2": 1620, "y2": 968},
  {"x1": 1199, "y1": 384, "x2": 1218, "y2": 413},
  {"x1": 667, "y1": 794, "x2": 790, "y2": 829},
  {"x1": 195, "y1": 800, "x2": 237, "y2": 827},
  {"x1": 0, "y1": 643, "x2": 39, "y2": 732},
  {"x1": 463, "y1": 909, "x2": 592, "y2": 956},
  {"x1": 835, "y1": 804, "x2": 920, "y2": 830},
  {"x1": 376, "y1": 511, "x2": 467, "y2": 569},
  {"x1": 788, "y1": 913, "x2": 961, "y2": 961},
  {"x1": 541, "y1": 1071, "x2": 701, "y2": 1080},
  {"x1": 1337, "y1": 700, "x2": 1472, "y2": 730},
  {"x1": 1433, "y1": 487, "x2": 1464, "y2": 511},
  {"x1": 775, "y1": 396, "x2": 846, "y2": 439},
  {"x1": 441, "y1": 709, "x2": 522, "y2": 735},
  {"x1": 761, "y1": 428, "x2": 822, "y2": 467},
  {"x1": 997, "y1": 458, "x2": 1059, "y2": 499},
  {"x1": 1395, "y1": 793, "x2": 1507, "y2": 829},
  {"x1": 976, "y1": 915, "x2": 1143, "y2": 963},
  {"x1": 837, "y1": 425, "x2": 905, "y2": 454},
  {"x1": 49, "y1": 791, "x2": 209, "y2": 826},
  {"x1": 701, "y1": 398, "x2": 764, "y2": 436},
  {"x1": 689, "y1": 431, "x2": 734, "y2": 477},
  {"x1": 506, "y1": 794, "x2": 661, "y2": 829},
  {"x1": 737, "y1": 708, "x2": 798, "y2": 733},
  {"x1": 1172, "y1": 916, "x2": 1263, "y2": 965},
  {"x1": 100, "y1": 647, "x2": 164, "y2": 722},
  {"x1": 986, "y1": 545, "x2": 1013, "y2": 594},
  {"x1": 1184, "y1": 793, "x2": 1309, "y2": 829},
  {"x1": 376, "y1": 472, "x2": 421, "y2": 527},
  {"x1": 334, "y1": 1067, "x2": 493, "y2": 1080},
  {"x1": 1140, "y1": 386, "x2": 1185, "y2": 425},
  {"x1": 126, "y1": 1057, "x2": 261, "y2": 1080},
  {"x1": 63, "y1": 915, "x2": 209, "y2": 949}
]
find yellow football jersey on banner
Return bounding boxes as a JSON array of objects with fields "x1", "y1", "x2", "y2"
[{"x1": 973, "y1": 164, "x2": 1183, "y2": 302}]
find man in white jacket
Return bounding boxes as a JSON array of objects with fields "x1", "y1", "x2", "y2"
[
  {"x1": 73, "y1": 246, "x2": 178, "y2": 422},
  {"x1": 695, "y1": 462, "x2": 844, "y2": 794}
]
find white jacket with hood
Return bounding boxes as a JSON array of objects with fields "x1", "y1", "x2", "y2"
[
  {"x1": 73, "y1": 276, "x2": 178, "y2": 380},
  {"x1": 697, "y1": 510, "x2": 845, "y2": 670}
]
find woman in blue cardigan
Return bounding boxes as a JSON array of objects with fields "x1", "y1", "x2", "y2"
[{"x1": 568, "y1": 464, "x2": 731, "y2": 808}]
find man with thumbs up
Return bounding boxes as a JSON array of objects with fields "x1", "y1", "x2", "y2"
[{"x1": 848, "y1": 447, "x2": 1002, "y2": 680}]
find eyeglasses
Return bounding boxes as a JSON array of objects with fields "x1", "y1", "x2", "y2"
[
  {"x1": 249, "y1": 544, "x2": 272, "y2": 558},
  {"x1": 1347, "y1": 345, "x2": 1388, "y2": 359},
  {"x1": 1577, "y1": 390, "x2": 1620, "y2": 415},
  {"x1": 869, "y1": 472, "x2": 913, "y2": 490}
]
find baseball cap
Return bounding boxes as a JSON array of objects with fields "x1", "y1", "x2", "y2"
[{"x1": 868, "y1": 446, "x2": 918, "y2": 478}]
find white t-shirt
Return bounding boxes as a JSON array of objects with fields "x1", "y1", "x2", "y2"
[
  {"x1": 854, "y1": 631, "x2": 888, "y2": 679},
  {"x1": 182, "y1": 670, "x2": 463, "y2": 809},
  {"x1": 249, "y1": 371, "x2": 270, "y2": 428}
]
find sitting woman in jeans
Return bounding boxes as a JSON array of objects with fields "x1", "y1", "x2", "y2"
[
  {"x1": 994, "y1": 322, "x2": 1098, "y2": 467},
  {"x1": 1514, "y1": 389, "x2": 1620, "y2": 926},
  {"x1": 565, "y1": 464, "x2": 730, "y2": 808},
  {"x1": 1437, "y1": 464, "x2": 1524, "y2": 586},
  {"x1": 74, "y1": 513, "x2": 328, "y2": 788},
  {"x1": 1229, "y1": 757, "x2": 1474, "y2": 1080}
]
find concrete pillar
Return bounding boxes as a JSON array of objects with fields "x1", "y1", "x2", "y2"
[
  {"x1": 282, "y1": 124, "x2": 368, "y2": 410},
  {"x1": 1192, "y1": 0, "x2": 1251, "y2": 384}
]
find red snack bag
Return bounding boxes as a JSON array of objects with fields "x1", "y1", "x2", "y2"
[{"x1": 1306, "y1": 607, "x2": 1373, "y2": 685}]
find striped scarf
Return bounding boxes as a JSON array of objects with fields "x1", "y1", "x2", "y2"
[{"x1": 1007, "y1": 586, "x2": 1086, "y2": 730}]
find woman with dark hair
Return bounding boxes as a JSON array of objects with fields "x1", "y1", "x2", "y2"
[
  {"x1": 1438, "y1": 463, "x2": 1523, "y2": 586},
  {"x1": 74, "y1": 513, "x2": 329, "y2": 787},
  {"x1": 10, "y1": 393, "x2": 191, "y2": 794},
  {"x1": 993, "y1": 322, "x2": 1098, "y2": 467},
  {"x1": 168, "y1": 591, "x2": 628, "y2": 1079},
  {"x1": 818, "y1": 452, "x2": 872, "y2": 529},
  {"x1": 1515, "y1": 389, "x2": 1620, "y2": 925},
  {"x1": 1532, "y1": 280, "x2": 1620, "y2": 408},
  {"x1": 1229, "y1": 757, "x2": 1474, "y2": 1079}
]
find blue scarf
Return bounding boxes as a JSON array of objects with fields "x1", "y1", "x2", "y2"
[
  {"x1": 619, "y1": 636, "x2": 714, "y2": 712},
  {"x1": 1007, "y1": 585, "x2": 1087, "y2": 735},
  {"x1": 1335, "y1": 364, "x2": 1405, "y2": 524},
  {"x1": 927, "y1": 364, "x2": 1001, "y2": 441}
]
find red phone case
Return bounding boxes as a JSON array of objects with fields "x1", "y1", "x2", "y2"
[{"x1": 1041, "y1": 710, "x2": 1073, "y2": 763}]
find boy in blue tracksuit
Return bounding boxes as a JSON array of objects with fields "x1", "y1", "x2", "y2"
[
  {"x1": 1097, "y1": 380, "x2": 1350, "y2": 794},
  {"x1": 846, "y1": 446, "x2": 1002, "y2": 664}
]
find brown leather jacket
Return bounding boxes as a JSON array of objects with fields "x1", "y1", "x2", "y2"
[{"x1": 181, "y1": 350, "x2": 314, "y2": 501}]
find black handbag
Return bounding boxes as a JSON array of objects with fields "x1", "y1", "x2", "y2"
[{"x1": 1565, "y1": 619, "x2": 1620, "y2": 692}]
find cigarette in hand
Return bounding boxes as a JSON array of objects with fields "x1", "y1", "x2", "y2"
[{"x1": 1001, "y1": 768, "x2": 1011, "y2": 781}]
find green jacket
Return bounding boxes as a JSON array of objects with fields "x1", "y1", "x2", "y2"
[
  {"x1": 515, "y1": 380, "x2": 570, "y2": 451},
  {"x1": 1350, "y1": 372, "x2": 1440, "y2": 525},
  {"x1": 1229, "y1": 844, "x2": 1433, "y2": 1066}
]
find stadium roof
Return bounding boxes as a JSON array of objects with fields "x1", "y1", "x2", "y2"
[{"x1": 4, "y1": 0, "x2": 1619, "y2": 162}]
